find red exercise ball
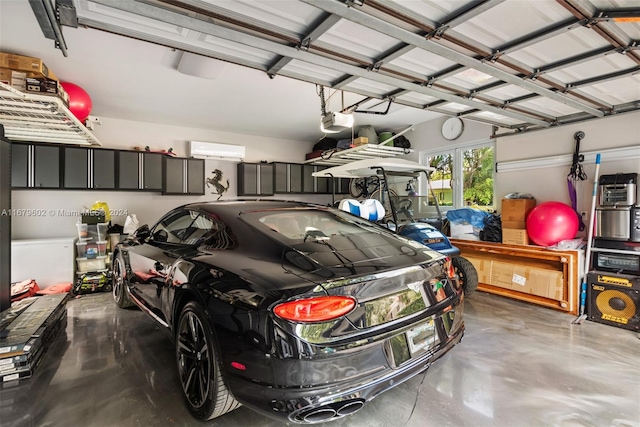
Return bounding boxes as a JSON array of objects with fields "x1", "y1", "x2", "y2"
[
  {"x1": 61, "y1": 82, "x2": 92, "y2": 122},
  {"x1": 526, "y1": 201, "x2": 579, "y2": 247}
]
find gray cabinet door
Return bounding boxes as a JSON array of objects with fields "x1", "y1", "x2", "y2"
[
  {"x1": 118, "y1": 151, "x2": 140, "y2": 190},
  {"x1": 260, "y1": 163, "x2": 274, "y2": 195},
  {"x1": 303, "y1": 164, "x2": 314, "y2": 193},
  {"x1": 164, "y1": 157, "x2": 183, "y2": 194},
  {"x1": 64, "y1": 147, "x2": 89, "y2": 189},
  {"x1": 187, "y1": 159, "x2": 204, "y2": 194},
  {"x1": 93, "y1": 149, "x2": 116, "y2": 189},
  {"x1": 290, "y1": 164, "x2": 302, "y2": 193},
  {"x1": 11, "y1": 143, "x2": 29, "y2": 188},
  {"x1": 274, "y1": 162, "x2": 287, "y2": 193},
  {"x1": 34, "y1": 145, "x2": 60, "y2": 188},
  {"x1": 238, "y1": 163, "x2": 258, "y2": 196},
  {"x1": 143, "y1": 153, "x2": 163, "y2": 191},
  {"x1": 315, "y1": 166, "x2": 330, "y2": 194}
]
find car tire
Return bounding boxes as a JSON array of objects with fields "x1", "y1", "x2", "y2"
[
  {"x1": 452, "y1": 256, "x2": 478, "y2": 297},
  {"x1": 176, "y1": 302, "x2": 241, "y2": 420},
  {"x1": 112, "y1": 252, "x2": 134, "y2": 308}
]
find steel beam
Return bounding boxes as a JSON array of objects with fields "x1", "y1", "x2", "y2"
[
  {"x1": 496, "y1": 18, "x2": 584, "y2": 56},
  {"x1": 89, "y1": 0, "x2": 552, "y2": 125},
  {"x1": 267, "y1": 13, "x2": 341, "y2": 76},
  {"x1": 301, "y1": 0, "x2": 603, "y2": 117},
  {"x1": 432, "y1": 0, "x2": 506, "y2": 35}
]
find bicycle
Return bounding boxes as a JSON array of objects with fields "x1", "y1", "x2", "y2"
[
  {"x1": 349, "y1": 176, "x2": 380, "y2": 198},
  {"x1": 349, "y1": 177, "x2": 397, "y2": 219}
]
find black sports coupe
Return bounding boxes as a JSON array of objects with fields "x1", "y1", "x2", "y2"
[{"x1": 111, "y1": 200, "x2": 464, "y2": 423}]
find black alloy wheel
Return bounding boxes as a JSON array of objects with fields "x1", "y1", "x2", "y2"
[
  {"x1": 176, "y1": 302, "x2": 240, "y2": 420},
  {"x1": 112, "y1": 252, "x2": 134, "y2": 308}
]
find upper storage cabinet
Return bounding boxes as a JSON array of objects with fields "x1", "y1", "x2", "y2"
[
  {"x1": 237, "y1": 162, "x2": 274, "y2": 196},
  {"x1": 163, "y1": 157, "x2": 205, "y2": 195},
  {"x1": 63, "y1": 147, "x2": 116, "y2": 190},
  {"x1": 11, "y1": 142, "x2": 61, "y2": 189},
  {"x1": 117, "y1": 151, "x2": 163, "y2": 191},
  {"x1": 271, "y1": 162, "x2": 335, "y2": 194}
]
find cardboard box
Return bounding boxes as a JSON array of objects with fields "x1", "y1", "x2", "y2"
[
  {"x1": 24, "y1": 77, "x2": 69, "y2": 105},
  {"x1": 463, "y1": 255, "x2": 563, "y2": 299},
  {"x1": 502, "y1": 228, "x2": 529, "y2": 245},
  {"x1": 490, "y1": 261, "x2": 530, "y2": 291},
  {"x1": 501, "y1": 198, "x2": 536, "y2": 222},
  {"x1": 502, "y1": 220, "x2": 526, "y2": 229},
  {"x1": 352, "y1": 136, "x2": 368, "y2": 146},
  {"x1": 0, "y1": 53, "x2": 51, "y2": 79},
  {"x1": 0, "y1": 68, "x2": 27, "y2": 91}
]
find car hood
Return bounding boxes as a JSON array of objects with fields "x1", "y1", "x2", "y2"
[{"x1": 283, "y1": 233, "x2": 443, "y2": 284}]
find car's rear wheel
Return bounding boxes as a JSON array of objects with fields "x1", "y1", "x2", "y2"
[
  {"x1": 452, "y1": 256, "x2": 478, "y2": 297},
  {"x1": 112, "y1": 252, "x2": 134, "y2": 308},
  {"x1": 176, "y1": 302, "x2": 241, "y2": 420}
]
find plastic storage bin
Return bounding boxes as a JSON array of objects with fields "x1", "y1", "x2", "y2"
[
  {"x1": 79, "y1": 222, "x2": 109, "y2": 242},
  {"x1": 76, "y1": 242, "x2": 87, "y2": 258},
  {"x1": 76, "y1": 223, "x2": 89, "y2": 240},
  {"x1": 77, "y1": 256, "x2": 107, "y2": 273},
  {"x1": 96, "y1": 241, "x2": 107, "y2": 257}
]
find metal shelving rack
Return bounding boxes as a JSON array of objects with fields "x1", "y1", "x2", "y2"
[
  {"x1": 0, "y1": 82, "x2": 101, "y2": 146},
  {"x1": 305, "y1": 125, "x2": 414, "y2": 166},
  {"x1": 305, "y1": 143, "x2": 413, "y2": 166}
]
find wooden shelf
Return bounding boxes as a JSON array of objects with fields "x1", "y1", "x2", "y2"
[{"x1": 451, "y1": 239, "x2": 583, "y2": 315}]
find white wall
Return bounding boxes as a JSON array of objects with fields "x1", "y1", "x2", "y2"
[
  {"x1": 397, "y1": 113, "x2": 639, "y2": 229},
  {"x1": 409, "y1": 117, "x2": 494, "y2": 162},
  {"x1": 11, "y1": 117, "x2": 331, "y2": 239},
  {"x1": 495, "y1": 112, "x2": 640, "y2": 234}
]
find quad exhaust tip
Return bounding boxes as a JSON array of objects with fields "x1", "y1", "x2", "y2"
[{"x1": 298, "y1": 399, "x2": 365, "y2": 423}]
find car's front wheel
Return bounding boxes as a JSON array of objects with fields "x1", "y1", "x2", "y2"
[
  {"x1": 112, "y1": 252, "x2": 134, "y2": 308},
  {"x1": 176, "y1": 302, "x2": 241, "y2": 420},
  {"x1": 452, "y1": 256, "x2": 478, "y2": 297}
]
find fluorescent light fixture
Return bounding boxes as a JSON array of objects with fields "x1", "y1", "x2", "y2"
[{"x1": 321, "y1": 112, "x2": 354, "y2": 133}]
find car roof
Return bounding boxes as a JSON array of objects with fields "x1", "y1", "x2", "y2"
[{"x1": 182, "y1": 199, "x2": 319, "y2": 216}]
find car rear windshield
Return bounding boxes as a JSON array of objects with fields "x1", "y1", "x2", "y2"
[{"x1": 241, "y1": 208, "x2": 389, "y2": 245}]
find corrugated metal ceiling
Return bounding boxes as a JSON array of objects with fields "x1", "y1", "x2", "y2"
[{"x1": 61, "y1": 0, "x2": 640, "y2": 134}]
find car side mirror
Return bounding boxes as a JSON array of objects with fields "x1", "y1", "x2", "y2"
[
  {"x1": 152, "y1": 229, "x2": 168, "y2": 242},
  {"x1": 133, "y1": 224, "x2": 151, "y2": 241}
]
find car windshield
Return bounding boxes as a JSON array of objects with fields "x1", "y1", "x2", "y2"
[{"x1": 243, "y1": 208, "x2": 383, "y2": 244}]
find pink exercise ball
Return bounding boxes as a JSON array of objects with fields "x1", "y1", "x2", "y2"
[
  {"x1": 61, "y1": 82, "x2": 92, "y2": 122},
  {"x1": 526, "y1": 201, "x2": 579, "y2": 247}
]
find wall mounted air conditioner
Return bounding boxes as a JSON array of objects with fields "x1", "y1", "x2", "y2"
[{"x1": 189, "y1": 141, "x2": 245, "y2": 161}]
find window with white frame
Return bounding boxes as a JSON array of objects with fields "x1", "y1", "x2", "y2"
[{"x1": 421, "y1": 140, "x2": 496, "y2": 212}]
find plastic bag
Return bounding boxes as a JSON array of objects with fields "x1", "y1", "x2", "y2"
[
  {"x1": 123, "y1": 214, "x2": 139, "y2": 235},
  {"x1": 91, "y1": 201, "x2": 111, "y2": 222},
  {"x1": 446, "y1": 207, "x2": 490, "y2": 229},
  {"x1": 358, "y1": 125, "x2": 378, "y2": 145}
]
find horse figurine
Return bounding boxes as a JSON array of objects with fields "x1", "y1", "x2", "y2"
[{"x1": 206, "y1": 169, "x2": 230, "y2": 200}]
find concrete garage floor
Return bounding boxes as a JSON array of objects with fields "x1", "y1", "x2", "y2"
[{"x1": 1, "y1": 292, "x2": 638, "y2": 427}]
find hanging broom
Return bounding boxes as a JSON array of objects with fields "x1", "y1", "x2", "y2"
[{"x1": 572, "y1": 153, "x2": 600, "y2": 324}]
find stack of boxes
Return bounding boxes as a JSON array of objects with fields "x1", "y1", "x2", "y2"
[
  {"x1": 0, "y1": 52, "x2": 69, "y2": 105},
  {"x1": 76, "y1": 221, "x2": 109, "y2": 273},
  {"x1": 501, "y1": 198, "x2": 536, "y2": 245}
]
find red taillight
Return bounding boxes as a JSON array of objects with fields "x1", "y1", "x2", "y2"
[
  {"x1": 273, "y1": 296, "x2": 356, "y2": 323},
  {"x1": 231, "y1": 361, "x2": 246, "y2": 371}
]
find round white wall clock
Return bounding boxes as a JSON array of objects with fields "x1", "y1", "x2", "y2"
[{"x1": 442, "y1": 117, "x2": 464, "y2": 140}]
